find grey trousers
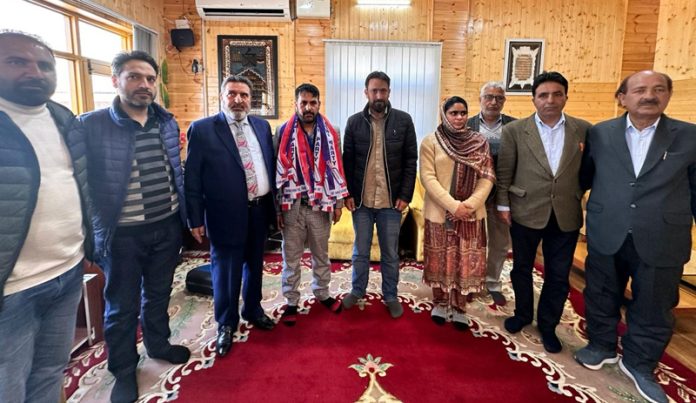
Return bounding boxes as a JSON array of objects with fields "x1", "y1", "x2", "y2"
[
  {"x1": 485, "y1": 204, "x2": 511, "y2": 292},
  {"x1": 281, "y1": 199, "x2": 332, "y2": 306}
]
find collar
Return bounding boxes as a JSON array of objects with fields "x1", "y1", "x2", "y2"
[
  {"x1": 534, "y1": 112, "x2": 566, "y2": 130},
  {"x1": 223, "y1": 112, "x2": 249, "y2": 127},
  {"x1": 626, "y1": 114, "x2": 660, "y2": 133},
  {"x1": 478, "y1": 112, "x2": 502, "y2": 125},
  {"x1": 112, "y1": 96, "x2": 155, "y2": 123}
]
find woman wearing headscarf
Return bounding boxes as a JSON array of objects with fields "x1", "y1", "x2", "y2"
[{"x1": 419, "y1": 96, "x2": 495, "y2": 330}]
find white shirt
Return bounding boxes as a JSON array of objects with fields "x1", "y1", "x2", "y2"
[
  {"x1": 625, "y1": 114, "x2": 659, "y2": 177},
  {"x1": 224, "y1": 113, "x2": 271, "y2": 197},
  {"x1": 535, "y1": 112, "x2": 567, "y2": 176},
  {"x1": 0, "y1": 96, "x2": 84, "y2": 295},
  {"x1": 477, "y1": 113, "x2": 503, "y2": 140}
]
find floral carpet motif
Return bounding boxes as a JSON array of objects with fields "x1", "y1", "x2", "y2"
[{"x1": 65, "y1": 251, "x2": 696, "y2": 402}]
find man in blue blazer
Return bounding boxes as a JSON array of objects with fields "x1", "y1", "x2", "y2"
[
  {"x1": 576, "y1": 70, "x2": 696, "y2": 403},
  {"x1": 185, "y1": 75, "x2": 277, "y2": 357}
]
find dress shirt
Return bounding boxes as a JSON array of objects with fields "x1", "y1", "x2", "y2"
[
  {"x1": 224, "y1": 113, "x2": 271, "y2": 197},
  {"x1": 625, "y1": 114, "x2": 659, "y2": 177},
  {"x1": 477, "y1": 113, "x2": 503, "y2": 140},
  {"x1": 535, "y1": 112, "x2": 566, "y2": 176}
]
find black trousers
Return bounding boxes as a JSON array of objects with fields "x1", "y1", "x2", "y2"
[
  {"x1": 584, "y1": 235, "x2": 683, "y2": 375},
  {"x1": 509, "y1": 212, "x2": 579, "y2": 332}
]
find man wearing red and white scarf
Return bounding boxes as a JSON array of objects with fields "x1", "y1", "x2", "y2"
[{"x1": 275, "y1": 83, "x2": 348, "y2": 326}]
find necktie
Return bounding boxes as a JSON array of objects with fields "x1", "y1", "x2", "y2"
[{"x1": 231, "y1": 121, "x2": 258, "y2": 200}]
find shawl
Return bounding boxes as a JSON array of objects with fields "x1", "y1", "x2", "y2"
[{"x1": 276, "y1": 113, "x2": 348, "y2": 212}]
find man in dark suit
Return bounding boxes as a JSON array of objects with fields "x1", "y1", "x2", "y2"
[
  {"x1": 185, "y1": 75, "x2": 276, "y2": 358},
  {"x1": 496, "y1": 71, "x2": 591, "y2": 353},
  {"x1": 467, "y1": 81, "x2": 516, "y2": 306},
  {"x1": 575, "y1": 70, "x2": 696, "y2": 403}
]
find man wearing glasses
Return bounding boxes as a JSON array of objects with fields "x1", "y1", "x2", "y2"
[{"x1": 467, "y1": 81, "x2": 516, "y2": 306}]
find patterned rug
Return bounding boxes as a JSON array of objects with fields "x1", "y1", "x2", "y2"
[{"x1": 65, "y1": 251, "x2": 696, "y2": 402}]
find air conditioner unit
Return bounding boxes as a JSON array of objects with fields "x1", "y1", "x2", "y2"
[{"x1": 195, "y1": 0, "x2": 291, "y2": 21}]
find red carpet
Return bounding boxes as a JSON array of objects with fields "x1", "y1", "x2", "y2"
[{"x1": 175, "y1": 296, "x2": 564, "y2": 402}]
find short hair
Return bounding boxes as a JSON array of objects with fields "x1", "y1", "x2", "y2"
[
  {"x1": 443, "y1": 96, "x2": 468, "y2": 113},
  {"x1": 532, "y1": 71, "x2": 568, "y2": 97},
  {"x1": 364, "y1": 71, "x2": 391, "y2": 88},
  {"x1": 220, "y1": 74, "x2": 254, "y2": 94},
  {"x1": 295, "y1": 83, "x2": 320, "y2": 100},
  {"x1": 479, "y1": 81, "x2": 505, "y2": 97},
  {"x1": 0, "y1": 30, "x2": 54, "y2": 59},
  {"x1": 615, "y1": 71, "x2": 673, "y2": 99},
  {"x1": 112, "y1": 50, "x2": 158, "y2": 77}
]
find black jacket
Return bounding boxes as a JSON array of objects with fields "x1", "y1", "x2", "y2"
[
  {"x1": 0, "y1": 101, "x2": 93, "y2": 309},
  {"x1": 343, "y1": 103, "x2": 418, "y2": 207}
]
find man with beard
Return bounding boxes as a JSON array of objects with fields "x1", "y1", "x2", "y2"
[
  {"x1": 80, "y1": 51, "x2": 189, "y2": 403},
  {"x1": 275, "y1": 83, "x2": 348, "y2": 326},
  {"x1": 467, "y1": 81, "x2": 516, "y2": 306},
  {"x1": 342, "y1": 71, "x2": 418, "y2": 318},
  {"x1": 576, "y1": 71, "x2": 696, "y2": 403},
  {"x1": 185, "y1": 75, "x2": 276, "y2": 357},
  {"x1": 0, "y1": 30, "x2": 93, "y2": 403}
]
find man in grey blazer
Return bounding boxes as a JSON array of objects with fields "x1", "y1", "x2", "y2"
[
  {"x1": 496, "y1": 72, "x2": 591, "y2": 354},
  {"x1": 575, "y1": 70, "x2": 696, "y2": 403},
  {"x1": 467, "y1": 81, "x2": 516, "y2": 306}
]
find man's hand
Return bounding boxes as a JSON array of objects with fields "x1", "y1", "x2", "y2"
[
  {"x1": 394, "y1": 198, "x2": 408, "y2": 212},
  {"x1": 497, "y1": 210, "x2": 512, "y2": 226},
  {"x1": 345, "y1": 197, "x2": 356, "y2": 212},
  {"x1": 190, "y1": 226, "x2": 205, "y2": 243},
  {"x1": 277, "y1": 214, "x2": 285, "y2": 230},
  {"x1": 454, "y1": 201, "x2": 475, "y2": 219},
  {"x1": 332, "y1": 208, "x2": 342, "y2": 224}
]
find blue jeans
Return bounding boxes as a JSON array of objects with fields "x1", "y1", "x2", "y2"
[
  {"x1": 0, "y1": 262, "x2": 84, "y2": 403},
  {"x1": 102, "y1": 215, "x2": 182, "y2": 377},
  {"x1": 351, "y1": 206, "x2": 402, "y2": 302}
]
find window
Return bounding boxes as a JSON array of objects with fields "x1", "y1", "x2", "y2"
[{"x1": 0, "y1": 0, "x2": 133, "y2": 113}]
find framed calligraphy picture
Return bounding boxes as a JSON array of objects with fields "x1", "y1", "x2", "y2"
[
  {"x1": 503, "y1": 38, "x2": 545, "y2": 94},
  {"x1": 218, "y1": 35, "x2": 279, "y2": 118}
]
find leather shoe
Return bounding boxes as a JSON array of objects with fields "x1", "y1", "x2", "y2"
[
  {"x1": 248, "y1": 314, "x2": 275, "y2": 330},
  {"x1": 504, "y1": 316, "x2": 531, "y2": 334},
  {"x1": 540, "y1": 329, "x2": 562, "y2": 353},
  {"x1": 216, "y1": 325, "x2": 233, "y2": 357}
]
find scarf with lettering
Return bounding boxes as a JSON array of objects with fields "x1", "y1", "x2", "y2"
[{"x1": 276, "y1": 113, "x2": 348, "y2": 212}]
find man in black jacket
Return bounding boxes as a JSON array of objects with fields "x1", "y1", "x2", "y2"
[
  {"x1": 0, "y1": 31, "x2": 93, "y2": 403},
  {"x1": 341, "y1": 71, "x2": 418, "y2": 318}
]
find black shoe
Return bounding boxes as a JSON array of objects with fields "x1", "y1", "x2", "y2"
[
  {"x1": 249, "y1": 314, "x2": 275, "y2": 330},
  {"x1": 149, "y1": 344, "x2": 191, "y2": 364},
  {"x1": 320, "y1": 297, "x2": 343, "y2": 313},
  {"x1": 540, "y1": 329, "x2": 562, "y2": 353},
  {"x1": 216, "y1": 325, "x2": 233, "y2": 357},
  {"x1": 111, "y1": 371, "x2": 138, "y2": 403},
  {"x1": 504, "y1": 316, "x2": 531, "y2": 333},
  {"x1": 281, "y1": 305, "x2": 298, "y2": 327}
]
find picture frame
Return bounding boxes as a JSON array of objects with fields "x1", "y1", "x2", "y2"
[
  {"x1": 502, "y1": 38, "x2": 545, "y2": 94},
  {"x1": 218, "y1": 35, "x2": 279, "y2": 118}
]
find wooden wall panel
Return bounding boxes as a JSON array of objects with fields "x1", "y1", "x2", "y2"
[
  {"x1": 433, "y1": 0, "x2": 469, "y2": 100},
  {"x1": 620, "y1": 0, "x2": 659, "y2": 78},
  {"x1": 295, "y1": 19, "x2": 332, "y2": 103},
  {"x1": 463, "y1": 0, "x2": 628, "y2": 122},
  {"x1": 654, "y1": 0, "x2": 696, "y2": 123},
  {"x1": 331, "y1": 0, "x2": 433, "y2": 40},
  {"x1": 89, "y1": 0, "x2": 165, "y2": 34}
]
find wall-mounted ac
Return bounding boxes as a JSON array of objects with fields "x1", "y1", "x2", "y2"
[
  {"x1": 195, "y1": 0, "x2": 291, "y2": 21},
  {"x1": 296, "y1": 0, "x2": 331, "y2": 19}
]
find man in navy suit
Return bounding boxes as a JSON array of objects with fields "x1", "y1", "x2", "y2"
[
  {"x1": 575, "y1": 70, "x2": 696, "y2": 403},
  {"x1": 185, "y1": 75, "x2": 276, "y2": 357}
]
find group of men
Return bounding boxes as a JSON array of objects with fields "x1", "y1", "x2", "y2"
[{"x1": 1, "y1": 28, "x2": 694, "y2": 403}]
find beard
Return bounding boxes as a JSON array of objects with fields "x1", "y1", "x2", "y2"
[
  {"x1": 0, "y1": 78, "x2": 55, "y2": 106},
  {"x1": 222, "y1": 103, "x2": 247, "y2": 120},
  {"x1": 123, "y1": 90, "x2": 155, "y2": 109},
  {"x1": 298, "y1": 110, "x2": 316, "y2": 124},
  {"x1": 370, "y1": 100, "x2": 386, "y2": 113}
]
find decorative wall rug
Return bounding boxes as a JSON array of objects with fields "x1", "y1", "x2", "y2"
[{"x1": 65, "y1": 251, "x2": 696, "y2": 402}]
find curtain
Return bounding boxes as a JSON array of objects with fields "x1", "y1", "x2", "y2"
[
  {"x1": 324, "y1": 40, "x2": 442, "y2": 144},
  {"x1": 133, "y1": 25, "x2": 157, "y2": 60}
]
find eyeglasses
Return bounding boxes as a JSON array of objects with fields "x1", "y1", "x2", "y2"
[{"x1": 482, "y1": 94, "x2": 506, "y2": 102}]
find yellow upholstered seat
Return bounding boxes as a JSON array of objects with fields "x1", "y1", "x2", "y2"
[
  {"x1": 328, "y1": 205, "x2": 409, "y2": 262},
  {"x1": 409, "y1": 175, "x2": 426, "y2": 262}
]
